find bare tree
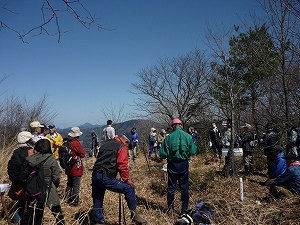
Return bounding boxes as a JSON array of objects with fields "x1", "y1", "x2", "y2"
[
  {"x1": 131, "y1": 50, "x2": 212, "y2": 127},
  {"x1": 0, "y1": 93, "x2": 57, "y2": 150},
  {"x1": 260, "y1": 0, "x2": 300, "y2": 127},
  {"x1": 0, "y1": 0, "x2": 110, "y2": 42},
  {"x1": 100, "y1": 103, "x2": 128, "y2": 125}
]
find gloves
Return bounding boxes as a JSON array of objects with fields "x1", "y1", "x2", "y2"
[
  {"x1": 209, "y1": 141, "x2": 212, "y2": 147},
  {"x1": 126, "y1": 180, "x2": 135, "y2": 187}
]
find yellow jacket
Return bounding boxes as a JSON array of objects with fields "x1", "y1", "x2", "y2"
[{"x1": 47, "y1": 132, "x2": 63, "y2": 159}]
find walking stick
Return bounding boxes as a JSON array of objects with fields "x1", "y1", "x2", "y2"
[
  {"x1": 142, "y1": 141, "x2": 151, "y2": 172},
  {"x1": 118, "y1": 193, "x2": 122, "y2": 225}
]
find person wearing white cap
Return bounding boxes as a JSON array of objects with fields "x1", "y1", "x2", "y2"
[
  {"x1": 7, "y1": 131, "x2": 35, "y2": 224},
  {"x1": 29, "y1": 121, "x2": 45, "y2": 143},
  {"x1": 64, "y1": 127, "x2": 85, "y2": 206}
]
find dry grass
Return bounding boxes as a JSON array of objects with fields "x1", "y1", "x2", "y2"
[{"x1": 1, "y1": 146, "x2": 300, "y2": 225}]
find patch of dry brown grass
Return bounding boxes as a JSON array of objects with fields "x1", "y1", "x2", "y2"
[{"x1": 1, "y1": 147, "x2": 300, "y2": 225}]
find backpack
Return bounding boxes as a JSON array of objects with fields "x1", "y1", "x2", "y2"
[
  {"x1": 26, "y1": 156, "x2": 51, "y2": 203},
  {"x1": 149, "y1": 135, "x2": 157, "y2": 143},
  {"x1": 189, "y1": 201, "x2": 214, "y2": 224},
  {"x1": 174, "y1": 213, "x2": 194, "y2": 225},
  {"x1": 7, "y1": 147, "x2": 31, "y2": 183},
  {"x1": 58, "y1": 142, "x2": 78, "y2": 169},
  {"x1": 250, "y1": 134, "x2": 259, "y2": 147}
]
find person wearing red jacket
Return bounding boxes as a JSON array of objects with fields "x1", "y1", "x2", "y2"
[
  {"x1": 92, "y1": 135, "x2": 146, "y2": 225},
  {"x1": 64, "y1": 127, "x2": 85, "y2": 207}
]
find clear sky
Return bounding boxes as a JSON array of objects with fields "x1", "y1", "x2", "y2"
[{"x1": 0, "y1": 0, "x2": 262, "y2": 128}]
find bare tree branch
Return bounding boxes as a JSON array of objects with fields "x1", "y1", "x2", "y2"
[{"x1": 0, "y1": 0, "x2": 113, "y2": 43}]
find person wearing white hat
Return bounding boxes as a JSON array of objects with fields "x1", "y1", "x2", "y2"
[
  {"x1": 7, "y1": 131, "x2": 35, "y2": 224},
  {"x1": 29, "y1": 120, "x2": 45, "y2": 143},
  {"x1": 64, "y1": 127, "x2": 85, "y2": 207}
]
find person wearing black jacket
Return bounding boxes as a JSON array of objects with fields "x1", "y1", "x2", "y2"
[
  {"x1": 261, "y1": 122, "x2": 281, "y2": 177},
  {"x1": 7, "y1": 131, "x2": 35, "y2": 225},
  {"x1": 208, "y1": 122, "x2": 222, "y2": 159}
]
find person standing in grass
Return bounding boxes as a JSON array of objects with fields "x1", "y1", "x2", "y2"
[
  {"x1": 92, "y1": 135, "x2": 146, "y2": 224},
  {"x1": 159, "y1": 118, "x2": 197, "y2": 214},
  {"x1": 64, "y1": 127, "x2": 85, "y2": 207}
]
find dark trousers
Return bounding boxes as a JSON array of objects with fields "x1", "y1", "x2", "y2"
[
  {"x1": 65, "y1": 176, "x2": 81, "y2": 205},
  {"x1": 27, "y1": 203, "x2": 65, "y2": 225},
  {"x1": 92, "y1": 171, "x2": 137, "y2": 223},
  {"x1": 212, "y1": 141, "x2": 222, "y2": 158},
  {"x1": 167, "y1": 160, "x2": 189, "y2": 211}
]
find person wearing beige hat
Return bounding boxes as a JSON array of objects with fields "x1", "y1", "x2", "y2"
[
  {"x1": 7, "y1": 131, "x2": 35, "y2": 224},
  {"x1": 29, "y1": 121, "x2": 45, "y2": 143},
  {"x1": 241, "y1": 123, "x2": 255, "y2": 175},
  {"x1": 64, "y1": 127, "x2": 85, "y2": 207}
]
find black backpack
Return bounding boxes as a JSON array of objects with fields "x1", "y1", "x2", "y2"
[
  {"x1": 7, "y1": 147, "x2": 31, "y2": 183},
  {"x1": 26, "y1": 156, "x2": 51, "y2": 203},
  {"x1": 58, "y1": 142, "x2": 78, "y2": 169}
]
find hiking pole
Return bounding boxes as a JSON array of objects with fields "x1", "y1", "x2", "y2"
[
  {"x1": 118, "y1": 192, "x2": 122, "y2": 225},
  {"x1": 122, "y1": 195, "x2": 127, "y2": 225},
  {"x1": 142, "y1": 141, "x2": 151, "y2": 172}
]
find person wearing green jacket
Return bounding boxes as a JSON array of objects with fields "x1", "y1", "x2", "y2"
[
  {"x1": 26, "y1": 139, "x2": 65, "y2": 225},
  {"x1": 159, "y1": 118, "x2": 197, "y2": 215}
]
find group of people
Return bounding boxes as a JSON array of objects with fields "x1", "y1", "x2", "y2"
[
  {"x1": 7, "y1": 118, "x2": 199, "y2": 225},
  {"x1": 208, "y1": 120, "x2": 300, "y2": 199},
  {"x1": 8, "y1": 121, "x2": 86, "y2": 225},
  {"x1": 8, "y1": 117, "x2": 300, "y2": 225}
]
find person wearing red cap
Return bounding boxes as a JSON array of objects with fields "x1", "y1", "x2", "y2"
[{"x1": 159, "y1": 118, "x2": 197, "y2": 215}]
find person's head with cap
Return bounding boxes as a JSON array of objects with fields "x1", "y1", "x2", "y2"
[
  {"x1": 171, "y1": 118, "x2": 183, "y2": 129},
  {"x1": 68, "y1": 127, "x2": 83, "y2": 139},
  {"x1": 242, "y1": 123, "x2": 252, "y2": 130},
  {"x1": 160, "y1": 129, "x2": 166, "y2": 135},
  {"x1": 150, "y1": 127, "x2": 157, "y2": 133},
  {"x1": 30, "y1": 121, "x2": 44, "y2": 134},
  {"x1": 17, "y1": 131, "x2": 34, "y2": 147},
  {"x1": 48, "y1": 124, "x2": 57, "y2": 134}
]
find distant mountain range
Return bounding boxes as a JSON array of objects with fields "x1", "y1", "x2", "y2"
[{"x1": 57, "y1": 119, "x2": 163, "y2": 150}]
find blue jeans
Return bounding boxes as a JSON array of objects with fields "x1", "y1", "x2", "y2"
[
  {"x1": 167, "y1": 160, "x2": 189, "y2": 211},
  {"x1": 149, "y1": 143, "x2": 158, "y2": 157},
  {"x1": 92, "y1": 171, "x2": 137, "y2": 223},
  {"x1": 12, "y1": 199, "x2": 27, "y2": 224}
]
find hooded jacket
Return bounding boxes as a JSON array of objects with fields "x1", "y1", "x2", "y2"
[{"x1": 25, "y1": 152, "x2": 61, "y2": 207}]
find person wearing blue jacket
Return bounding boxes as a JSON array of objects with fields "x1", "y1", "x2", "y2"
[
  {"x1": 264, "y1": 146, "x2": 287, "y2": 186},
  {"x1": 159, "y1": 118, "x2": 197, "y2": 215},
  {"x1": 270, "y1": 152, "x2": 300, "y2": 198}
]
